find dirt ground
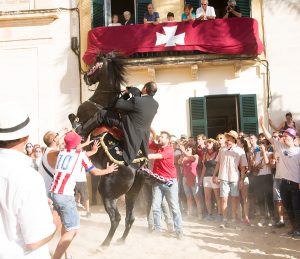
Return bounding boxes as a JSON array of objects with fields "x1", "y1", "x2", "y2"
[{"x1": 49, "y1": 206, "x2": 300, "y2": 259}]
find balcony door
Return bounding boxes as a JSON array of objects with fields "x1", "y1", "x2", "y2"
[
  {"x1": 111, "y1": 0, "x2": 135, "y2": 25},
  {"x1": 189, "y1": 94, "x2": 258, "y2": 138},
  {"x1": 92, "y1": 0, "x2": 153, "y2": 27}
]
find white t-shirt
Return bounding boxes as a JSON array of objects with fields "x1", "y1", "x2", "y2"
[
  {"x1": 38, "y1": 147, "x2": 55, "y2": 193},
  {"x1": 273, "y1": 141, "x2": 300, "y2": 183},
  {"x1": 0, "y1": 148, "x2": 55, "y2": 259},
  {"x1": 196, "y1": 6, "x2": 216, "y2": 19},
  {"x1": 216, "y1": 145, "x2": 248, "y2": 182},
  {"x1": 50, "y1": 149, "x2": 94, "y2": 196},
  {"x1": 75, "y1": 166, "x2": 88, "y2": 183},
  {"x1": 255, "y1": 151, "x2": 272, "y2": 176},
  {"x1": 108, "y1": 23, "x2": 122, "y2": 27}
]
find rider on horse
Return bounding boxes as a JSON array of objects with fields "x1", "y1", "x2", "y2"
[{"x1": 76, "y1": 81, "x2": 159, "y2": 166}]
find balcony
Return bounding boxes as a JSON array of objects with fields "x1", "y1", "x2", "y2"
[{"x1": 83, "y1": 18, "x2": 263, "y2": 66}]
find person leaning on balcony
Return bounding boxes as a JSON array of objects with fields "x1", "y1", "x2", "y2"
[
  {"x1": 167, "y1": 12, "x2": 175, "y2": 22},
  {"x1": 123, "y1": 11, "x2": 135, "y2": 25},
  {"x1": 108, "y1": 14, "x2": 122, "y2": 27},
  {"x1": 181, "y1": 4, "x2": 196, "y2": 21},
  {"x1": 196, "y1": 0, "x2": 216, "y2": 20},
  {"x1": 144, "y1": 3, "x2": 160, "y2": 24},
  {"x1": 223, "y1": 0, "x2": 242, "y2": 18}
]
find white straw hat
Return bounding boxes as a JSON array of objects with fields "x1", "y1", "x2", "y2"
[{"x1": 0, "y1": 102, "x2": 31, "y2": 141}]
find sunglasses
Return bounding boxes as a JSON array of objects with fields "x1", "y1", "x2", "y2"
[
  {"x1": 26, "y1": 145, "x2": 33, "y2": 148},
  {"x1": 52, "y1": 133, "x2": 59, "y2": 141}
]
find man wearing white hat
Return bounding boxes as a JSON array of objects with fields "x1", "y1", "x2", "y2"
[
  {"x1": 212, "y1": 130, "x2": 248, "y2": 228},
  {"x1": 0, "y1": 102, "x2": 56, "y2": 258}
]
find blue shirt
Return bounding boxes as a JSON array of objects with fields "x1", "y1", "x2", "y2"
[{"x1": 144, "y1": 11, "x2": 159, "y2": 22}]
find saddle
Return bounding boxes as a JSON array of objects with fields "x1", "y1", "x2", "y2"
[{"x1": 91, "y1": 126, "x2": 147, "y2": 166}]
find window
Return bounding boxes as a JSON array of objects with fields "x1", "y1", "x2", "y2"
[
  {"x1": 91, "y1": 0, "x2": 153, "y2": 28},
  {"x1": 189, "y1": 94, "x2": 258, "y2": 138}
]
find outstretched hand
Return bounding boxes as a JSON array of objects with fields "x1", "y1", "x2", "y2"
[
  {"x1": 106, "y1": 162, "x2": 119, "y2": 173},
  {"x1": 91, "y1": 140, "x2": 100, "y2": 153}
]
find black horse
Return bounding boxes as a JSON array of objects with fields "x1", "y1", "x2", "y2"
[{"x1": 69, "y1": 52, "x2": 145, "y2": 247}]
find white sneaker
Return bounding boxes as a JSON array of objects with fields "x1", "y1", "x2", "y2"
[{"x1": 257, "y1": 218, "x2": 266, "y2": 227}]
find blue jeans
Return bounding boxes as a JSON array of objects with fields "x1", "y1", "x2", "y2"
[
  {"x1": 152, "y1": 179, "x2": 183, "y2": 233},
  {"x1": 49, "y1": 192, "x2": 80, "y2": 231},
  {"x1": 280, "y1": 179, "x2": 300, "y2": 231}
]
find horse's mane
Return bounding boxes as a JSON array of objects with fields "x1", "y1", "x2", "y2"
[{"x1": 105, "y1": 52, "x2": 127, "y2": 91}]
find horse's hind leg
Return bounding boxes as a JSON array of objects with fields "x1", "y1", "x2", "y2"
[
  {"x1": 101, "y1": 198, "x2": 121, "y2": 247},
  {"x1": 118, "y1": 172, "x2": 145, "y2": 243}
]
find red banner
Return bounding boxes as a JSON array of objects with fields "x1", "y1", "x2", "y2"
[{"x1": 83, "y1": 18, "x2": 264, "y2": 65}]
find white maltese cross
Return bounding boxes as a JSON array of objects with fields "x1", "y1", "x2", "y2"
[{"x1": 155, "y1": 26, "x2": 185, "y2": 47}]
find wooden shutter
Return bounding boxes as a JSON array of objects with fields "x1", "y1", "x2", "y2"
[
  {"x1": 185, "y1": 0, "x2": 200, "y2": 10},
  {"x1": 189, "y1": 97, "x2": 207, "y2": 137},
  {"x1": 239, "y1": 94, "x2": 258, "y2": 135},
  {"x1": 136, "y1": 0, "x2": 152, "y2": 24},
  {"x1": 236, "y1": 0, "x2": 251, "y2": 17},
  {"x1": 92, "y1": 0, "x2": 104, "y2": 28}
]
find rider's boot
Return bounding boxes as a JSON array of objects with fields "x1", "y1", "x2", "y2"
[{"x1": 76, "y1": 113, "x2": 101, "y2": 137}]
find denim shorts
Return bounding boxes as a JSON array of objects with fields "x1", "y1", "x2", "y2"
[
  {"x1": 220, "y1": 180, "x2": 239, "y2": 197},
  {"x1": 183, "y1": 177, "x2": 199, "y2": 196},
  {"x1": 203, "y1": 176, "x2": 220, "y2": 189},
  {"x1": 273, "y1": 178, "x2": 282, "y2": 201},
  {"x1": 49, "y1": 192, "x2": 80, "y2": 231}
]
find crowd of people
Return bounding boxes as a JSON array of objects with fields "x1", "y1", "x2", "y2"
[
  {"x1": 108, "y1": 0, "x2": 242, "y2": 27},
  {"x1": 1, "y1": 89, "x2": 299, "y2": 259},
  {"x1": 155, "y1": 112, "x2": 299, "y2": 237}
]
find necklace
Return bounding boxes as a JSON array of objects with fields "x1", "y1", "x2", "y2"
[{"x1": 206, "y1": 150, "x2": 216, "y2": 160}]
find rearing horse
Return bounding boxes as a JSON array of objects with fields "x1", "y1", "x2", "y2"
[{"x1": 69, "y1": 52, "x2": 145, "y2": 247}]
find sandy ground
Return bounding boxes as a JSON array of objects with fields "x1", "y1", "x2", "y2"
[{"x1": 49, "y1": 206, "x2": 300, "y2": 259}]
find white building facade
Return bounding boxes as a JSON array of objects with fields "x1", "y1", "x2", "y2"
[{"x1": 0, "y1": 0, "x2": 299, "y2": 143}]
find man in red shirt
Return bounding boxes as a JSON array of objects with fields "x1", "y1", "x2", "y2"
[{"x1": 148, "y1": 131, "x2": 183, "y2": 239}]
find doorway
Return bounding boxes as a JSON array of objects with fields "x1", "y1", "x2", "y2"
[
  {"x1": 209, "y1": 0, "x2": 227, "y2": 18},
  {"x1": 111, "y1": 0, "x2": 135, "y2": 24},
  {"x1": 206, "y1": 95, "x2": 239, "y2": 138}
]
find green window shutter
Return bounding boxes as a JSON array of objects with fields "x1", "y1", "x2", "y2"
[
  {"x1": 189, "y1": 97, "x2": 207, "y2": 137},
  {"x1": 92, "y1": 0, "x2": 104, "y2": 28},
  {"x1": 185, "y1": 0, "x2": 200, "y2": 10},
  {"x1": 236, "y1": 0, "x2": 251, "y2": 17},
  {"x1": 239, "y1": 94, "x2": 258, "y2": 135},
  {"x1": 136, "y1": 0, "x2": 152, "y2": 24}
]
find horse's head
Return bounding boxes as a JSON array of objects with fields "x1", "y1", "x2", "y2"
[{"x1": 83, "y1": 52, "x2": 127, "y2": 93}]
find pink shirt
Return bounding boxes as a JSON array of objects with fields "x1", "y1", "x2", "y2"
[{"x1": 183, "y1": 158, "x2": 198, "y2": 187}]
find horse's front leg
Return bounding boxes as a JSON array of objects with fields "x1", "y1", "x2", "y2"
[
  {"x1": 118, "y1": 171, "x2": 145, "y2": 243},
  {"x1": 101, "y1": 198, "x2": 121, "y2": 247}
]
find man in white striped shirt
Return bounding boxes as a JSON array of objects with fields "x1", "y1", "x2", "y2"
[{"x1": 49, "y1": 131, "x2": 118, "y2": 259}]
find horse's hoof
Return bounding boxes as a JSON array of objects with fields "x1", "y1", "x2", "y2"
[
  {"x1": 96, "y1": 245, "x2": 108, "y2": 253},
  {"x1": 68, "y1": 113, "x2": 76, "y2": 122},
  {"x1": 116, "y1": 238, "x2": 125, "y2": 245}
]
